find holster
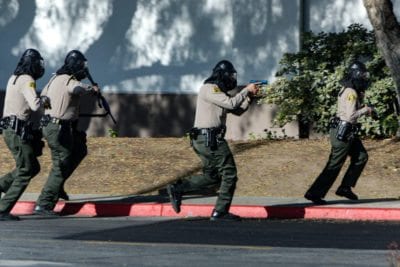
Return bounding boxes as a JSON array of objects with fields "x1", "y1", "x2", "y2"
[
  {"x1": 58, "y1": 123, "x2": 73, "y2": 145},
  {"x1": 206, "y1": 128, "x2": 219, "y2": 150},
  {"x1": 189, "y1": 128, "x2": 198, "y2": 141},
  {"x1": 3, "y1": 116, "x2": 32, "y2": 141},
  {"x1": 39, "y1": 115, "x2": 51, "y2": 129},
  {"x1": 336, "y1": 121, "x2": 353, "y2": 142},
  {"x1": 335, "y1": 121, "x2": 360, "y2": 142},
  {"x1": 0, "y1": 117, "x2": 10, "y2": 134},
  {"x1": 1, "y1": 116, "x2": 44, "y2": 155},
  {"x1": 189, "y1": 126, "x2": 226, "y2": 150},
  {"x1": 9, "y1": 116, "x2": 24, "y2": 137}
]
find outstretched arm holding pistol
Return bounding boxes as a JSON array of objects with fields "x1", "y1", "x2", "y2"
[
  {"x1": 230, "y1": 82, "x2": 260, "y2": 116},
  {"x1": 246, "y1": 82, "x2": 260, "y2": 96}
]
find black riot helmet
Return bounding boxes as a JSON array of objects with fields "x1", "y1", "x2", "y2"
[
  {"x1": 340, "y1": 61, "x2": 370, "y2": 92},
  {"x1": 204, "y1": 60, "x2": 237, "y2": 92},
  {"x1": 56, "y1": 50, "x2": 88, "y2": 80},
  {"x1": 13, "y1": 48, "x2": 45, "y2": 80}
]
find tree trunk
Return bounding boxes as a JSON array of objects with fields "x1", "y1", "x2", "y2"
[{"x1": 363, "y1": 0, "x2": 400, "y2": 135}]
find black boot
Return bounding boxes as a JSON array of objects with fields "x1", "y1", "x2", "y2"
[
  {"x1": 33, "y1": 206, "x2": 60, "y2": 216},
  {"x1": 210, "y1": 210, "x2": 241, "y2": 221},
  {"x1": 304, "y1": 191, "x2": 327, "y2": 205},
  {"x1": 336, "y1": 186, "x2": 358, "y2": 200},
  {"x1": 0, "y1": 212, "x2": 20, "y2": 221}
]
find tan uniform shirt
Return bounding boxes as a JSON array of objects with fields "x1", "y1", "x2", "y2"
[
  {"x1": 41, "y1": 74, "x2": 94, "y2": 120},
  {"x1": 337, "y1": 87, "x2": 369, "y2": 124},
  {"x1": 194, "y1": 83, "x2": 250, "y2": 128},
  {"x1": 3, "y1": 74, "x2": 41, "y2": 121}
]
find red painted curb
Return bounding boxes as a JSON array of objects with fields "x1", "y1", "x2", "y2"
[{"x1": 11, "y1": 201, "x2": 400, "y2": 221}]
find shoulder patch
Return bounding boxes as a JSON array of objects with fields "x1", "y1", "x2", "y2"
[
  {"x1": 212, "y1": 86, "x2": 222, "y2": 93},
  {"x1": 28, "y1": 82, "x2": 36, "y2": 90},
  {"x1": 347, "y1": 92, "x2": 357, "y2": 102}
]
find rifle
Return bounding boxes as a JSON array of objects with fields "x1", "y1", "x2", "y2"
[{"x1": 80, "y1": 71, "x2": 117, "y2": 124}]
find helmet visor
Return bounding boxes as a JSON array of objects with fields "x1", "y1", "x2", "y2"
[
  {"x1": 39, "y1": 59, "x2": 45, "y2": 69},
  {"x1": 361, "y1": 71, "x2": 370, "y2": 80}
]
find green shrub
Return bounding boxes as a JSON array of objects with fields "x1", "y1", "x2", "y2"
[
  {"x1": 108, "y1": 128, "x2": 118, "y2": 138},
  {"x1": 262, "y1": 24, "x2": 398, "y2": 138}
]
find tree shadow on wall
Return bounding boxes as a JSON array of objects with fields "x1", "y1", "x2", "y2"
[{"x1": 77, "y1": 1, "x2": 201, "y2": 137}]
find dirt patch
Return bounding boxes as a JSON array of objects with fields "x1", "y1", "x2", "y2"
[{"x1": 0, "y1": 137, "x2": 399, "y2": 199}]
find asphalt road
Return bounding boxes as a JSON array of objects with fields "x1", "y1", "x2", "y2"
[{"x1": 0, "y1": 216, "x2": 399, "y2": 266}]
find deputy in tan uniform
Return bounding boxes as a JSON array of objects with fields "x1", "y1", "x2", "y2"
[
  {"x1": 34, "y1": 50, "x2": 99, "y2": 216},
  {"x1": 304, "y1": 61, "x2": 374, "y2": 204},
  {"x1": 167, "y1": 60, "x2": 259, "y2": 221},
  {"x1": 0, "y1": 48, "x2": 48, "y2": 221}
]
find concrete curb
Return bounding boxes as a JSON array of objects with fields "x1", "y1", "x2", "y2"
[{"x1": 11, "y1": 201, "x2": 400, "y2": 221}]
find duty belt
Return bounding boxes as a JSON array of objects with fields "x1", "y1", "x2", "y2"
[
  {"x1": 40, "y1": 115, "x2": 76, "y2": 128},
  {"x1": 198, "y1": 128, "x2": 213, "y2": 135},
  {"x1": 329, "y1": 117, "x2": 361, "y2": 142},
  {"x1": 1, "y1": 115, "x2": 26, "y2": 131},
  {"x1": 191, "y1": 126, "x2": 226, "y2": 137},
  {"x1": 329, "y1": 117, "x2": 360, "y2": 131},
  {"x1": 0, "y1": 115, "x2": 34, "y2": 140},
  {"x1": 50, "y1": 117, "x2": 69, "y2": 125},
  {"x1": 189, "y1": 126, "x2": 226, "y2": 150}
]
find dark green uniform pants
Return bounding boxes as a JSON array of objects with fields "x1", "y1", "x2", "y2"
[
  {"x1": 0, "y1": 129, "x2": 40, "y2": 213},
  {"x1": 36, "y1": 122, "x2": 87, "y2": 209},
  {"x1": 307, "y1": 127, "x2": 368, "y2": 198},
  {"x1": 180, "y1": 135, "x2": 238, "y2": 213}
]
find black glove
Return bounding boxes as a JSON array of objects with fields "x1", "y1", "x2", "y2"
[
  {"x1": 367, "y1": 104, "x2": 378, "y2": 120},
  {"x1": 40, "y1": 96, "x2": 51, "y2": 109}
]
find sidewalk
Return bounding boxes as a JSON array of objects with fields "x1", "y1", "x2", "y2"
[{"x1": 11, "y1": 192, "x2": 400, "y2": 221}]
